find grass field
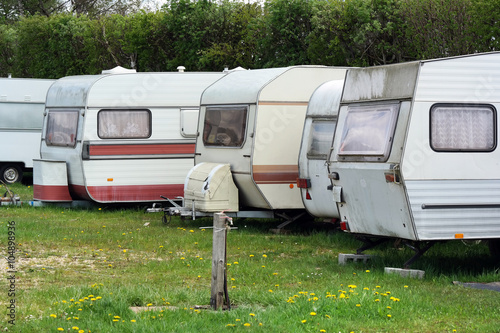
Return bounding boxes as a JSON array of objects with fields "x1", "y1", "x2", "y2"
[{"x1": 1, "y1": 182, "x2": 500, "y2": 332}]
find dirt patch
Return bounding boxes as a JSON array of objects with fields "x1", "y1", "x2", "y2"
[{"x1": 453, "y1": 281, "x2": 500, "y2": 292}]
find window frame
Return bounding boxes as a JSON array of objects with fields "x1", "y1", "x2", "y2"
[
  {"x1": 202, "y1": 105, "x2": 248, "y2": 148},
  {"x1": 45, "y1": 109, "x2": 80, "y2": 148},
  {"x1": 337, "y1": 102, "x2": 400, "y2": 162},
  {"x1": 429, "y1": 103, "x2": 497, "y2": 153},
  {"x1": 307, "y1": 118, "x2": 337, "y2": 160},
  {"x1": 97, "y1": 109, "x2": 152, "y2": 140}
]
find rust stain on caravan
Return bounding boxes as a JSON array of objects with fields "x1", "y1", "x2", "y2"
[{"x1": 253, "y1": 165, "x2": 298, "y2": 184}]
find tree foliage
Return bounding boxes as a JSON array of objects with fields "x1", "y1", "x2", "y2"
[{"x1": 0, "y1": 0, "x2": 498, "y2": 78}]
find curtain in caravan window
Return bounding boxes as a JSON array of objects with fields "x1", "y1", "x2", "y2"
[
  {"x1": 46, "y1": 110, "x2": 79, "y2": 147},
  {"x1": 98, "y1": 110, "x2": 151, "y2": 139},
  {"x1": 431, "y1": 105, "x2": 496, "y2": 151}
]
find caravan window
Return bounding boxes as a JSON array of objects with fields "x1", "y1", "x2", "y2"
[
  {"x1": 46, "y1": 110, "x2": 79, "y2": 147},
  {"x1": 430, "y1": 104, "x2": 496, "y2": 152},
  {"x1": 308, "y1": 120, "x2": 336, "y2": 159},
  {"x1": 98, "y1": 110, "x2": 151, "y2": 139},
  {"x1": 338, "y1": 103, "x2": 399, "y2": 161},
  {"x1": 203, "y1": 106, "x2": 247, "y2": 147}
]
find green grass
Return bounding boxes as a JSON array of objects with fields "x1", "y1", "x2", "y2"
[{"x1": 1, "y1": 183, "x2": 500, "y2": 332}]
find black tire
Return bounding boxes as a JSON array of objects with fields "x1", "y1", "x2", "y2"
[
  {"x1": 489, "y1": 239, "x2": 500, "y2": 259},
  {"x1": 0, "y1": 165, "x2": 23, "y2": 184}
]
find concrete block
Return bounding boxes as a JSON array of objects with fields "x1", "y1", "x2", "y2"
[
  {"x1": 384, "y1": 267, "x2": 425, "y2": 279},
  {"x1": 338, "y1": 253, "x2": 373, "y2": 265}
]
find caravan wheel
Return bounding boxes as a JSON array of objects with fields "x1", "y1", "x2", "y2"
[
  {"x1": 0, "y1": 165, "x2": 23, "y2": 184},
  {"x1": 489, "y1": 239, "x2": 500, "y2": 260}
]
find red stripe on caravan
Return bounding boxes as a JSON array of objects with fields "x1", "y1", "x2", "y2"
[
  {"x1": 85, "y1": 184, "x2": 184, "y2": 203},
  {"x1": 89, "y1": 144, "x2": 196, "y2": 156},
  {"x1": 33, "y1": 184, "x2": 73, "y2": 202},
  {"x1": 253, "y1": 165, "x2": 299, "y2": 184}
]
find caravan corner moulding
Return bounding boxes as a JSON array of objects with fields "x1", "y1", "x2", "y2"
[
  {"x1": 0, "y1": 78, "x2": 56, "y2": 184},
  {"x1": 187, "y1": 66, "x2": 348, "y2": 214},
  {"x1": 33, "y1": 71, "x2": 226, "y2": 203}
]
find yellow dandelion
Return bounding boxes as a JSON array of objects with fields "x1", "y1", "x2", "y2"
[
  {"x1": 387, "y1": 314, "x2": 392, "y2": 318},
  {"x1": 250, "y1": 313, "x2": 255, "y2": 317},
  {"x1": 79, "y1": 330, "x2": 84, "y2": 333},
  {"x1": 50, "y1": 314, "x2": 57, "y2": 318},
  {"x1": 189, "y1": 230, "x2": 194, "y2": 233},
  {"x1": 375, "y1": 299, "x2": 380, "y2": 302},
  {"x1": 356, "y1": 304, "x2": 361, "y2": 307},
  {"x1": 268, "y1": 289, "x2": 273, "y2": 292},
  {"x1": 244, "y1": 323, "x2": 251, "y2": 327},
  {"x1": 131, "y1": 320, "x2": 136, "y2": 322},
  {"x1": 310, "y1": 312, "x2": 316, "y2": 316},
  {"x1": 72, "y1": 327, "x2": 79, "y2": 330},
  {"x1": 325, "y1": 314, "x2": 331, "y2": 318},
  {"x1": 147, "y1": 303, "x2": 153, "y2": 307},
  {"x1": 113, "y1": 319, "x2": 119, "y2": 322},
  {"x1": 123, "y1": 249, "x2": 127, "y2": 253},
  {"x1": 366, "y1": 270, "x2": 370, "y2": 273},
  {"x1": 57, "y1": 329, "x2": 64, "y2": 332},
  {"x1": 320, "y1": 330, "x2": 326, "y2": 333},
  {"x1": 301, "y1": 320, "x2": 307, "y2": 324},
  {"x1": 249, "y1": 254, "x2": 254, "y2": 257},
  {"x1": 262, "y1": 254, "x2": 267, "y2": 258},
  {"x1": 273, "y1": 272, "x2": 278, "y2": 275},
  {"x1": 234, "y1": 262, "x2": 239, "y2": 264}
]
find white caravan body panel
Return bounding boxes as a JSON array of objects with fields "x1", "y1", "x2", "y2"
[{"x1": 0, "y1": 78, "x2": 55, "y2": 170}]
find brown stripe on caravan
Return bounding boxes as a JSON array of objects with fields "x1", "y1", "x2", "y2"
[
  {"x1": 253, "y1": 165, "x2": 299, "y2": 184},
  {"x1": 89, "y1": 144, "x2": 195, "y2": 156},
  {"x1": 258, "y1": 102, "x2": 309, "y2": 106}
]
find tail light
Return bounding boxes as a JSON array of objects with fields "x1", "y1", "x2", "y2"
[
  {"x1": 297, "y1": 178, "x2": 311, "y2": 188},
  {"x1": 305, "y1": 190, "x2": 312, "y2": 200}
]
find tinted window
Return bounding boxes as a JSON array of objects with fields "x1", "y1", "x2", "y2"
[
  {"x1": 203, "y1": 106, "x2": 247, "y2": 147},
  {"x1": 46, "y1": 110, "x2": 79, "y2": 147}
]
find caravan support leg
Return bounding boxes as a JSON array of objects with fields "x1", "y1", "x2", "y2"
[
  {"x1": 356, "y1": 237, "x2": 390, "y2": 254},
  {"x1": 274, "y1": 211, "x2": 307, "y2": 230},
  {"x1": 403, "y1": 241, "x2": 435, "y2": 268}
]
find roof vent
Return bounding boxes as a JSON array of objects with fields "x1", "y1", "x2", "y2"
[{"x1": 177, "y1": 66, "x2": 186, "y2": 73}]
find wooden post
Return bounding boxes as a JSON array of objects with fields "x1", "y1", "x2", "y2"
[{"x1": 210, "y1": 212, "x2": 227, "y2": 310}]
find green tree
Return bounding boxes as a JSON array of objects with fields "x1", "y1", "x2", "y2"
[
  {"x1": 0, "y1": 24, "x2": 16, "y2": 76},
  {"x1": 14, "y1": 14, "x2": 93, "y2": 78},
  {"x1": 253, "y1": 0, "x2": 314, "y2": 68},
  {"x1": 399, "y1": 0, "x2": 475, "y2": 60},
  {"x1": 469, "y1": 0, "x2": 500, "y2": 51}
]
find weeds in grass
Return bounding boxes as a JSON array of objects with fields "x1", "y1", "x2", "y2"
[{"x1": 1, "y1": 185, "x2": 500, "y2": 332}]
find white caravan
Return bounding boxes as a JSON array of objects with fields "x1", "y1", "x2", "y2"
[
  {"x1": 297, "y1": 77, "x2": 348, "y2": 219},
  {"x1": 169, "y1": 66, "x2": 347, "y2": 223},
  {"x1": 34, "y1": 71, "x2": 225, "y2": 203},
  {"x1": 327, "y1": 52, "x2": 500, "y2": 261},
  {"x1": 0, "y1": 78, "x2": 55, "y2": 184}
]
